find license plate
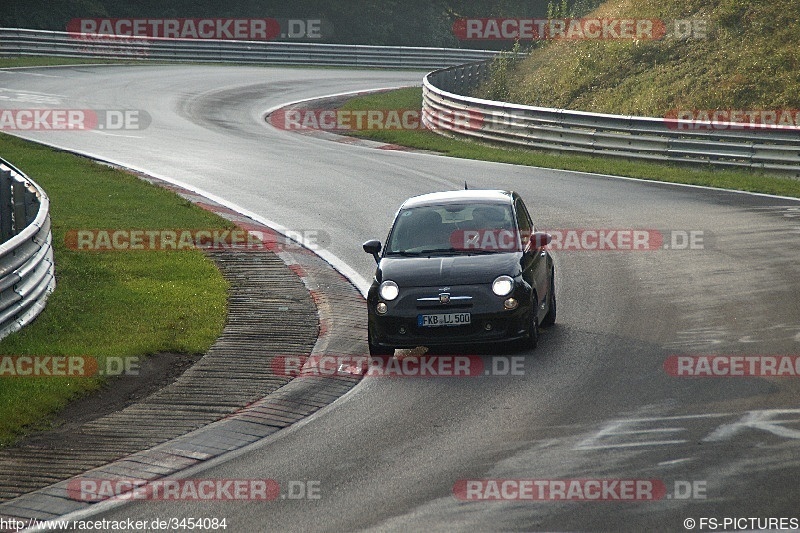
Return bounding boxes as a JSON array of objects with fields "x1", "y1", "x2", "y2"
[{"x1": 417, "y1": 313, "x2": 471, "y2": 327}]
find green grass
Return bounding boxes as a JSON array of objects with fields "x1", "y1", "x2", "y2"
[
  {"x1": 0, "y1": 133, "x2": 231, "y2": 445},
  {"x1": 341, "y1": 87, "x2": 800, "y2": 198},
  {"x1": 477, "y1": 0, "x2": 800, "y2": 116}
]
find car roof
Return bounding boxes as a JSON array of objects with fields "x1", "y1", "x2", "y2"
[{"x1": 400, "y1": 190, "x2": 515, "y2": 209}]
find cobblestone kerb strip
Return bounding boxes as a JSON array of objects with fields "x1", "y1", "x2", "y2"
[{"x1": 0, "y1": 174, "x2": 366, "y2": 526}]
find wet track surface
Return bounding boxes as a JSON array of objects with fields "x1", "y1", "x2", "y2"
[{"x1": 2, "y1": 65, "x2": 800, "y2": 531}]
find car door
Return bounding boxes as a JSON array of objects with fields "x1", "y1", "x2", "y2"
[{"x1": 515, "y1": 198, "x2": 548, "y2": 313}]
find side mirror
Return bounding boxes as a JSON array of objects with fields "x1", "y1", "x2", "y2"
[
  {"x1": 526, "y1": 232, "x2": 552, "y2": 253},
  {"x1": 363, "y1": 239, "x2": 382, "y2": 264}
]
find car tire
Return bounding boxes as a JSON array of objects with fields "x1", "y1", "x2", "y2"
[
  {"x1": 511, "y1": 296, "x2": 540, "y2": 353},
  {"x1": 368, "y1": 331, "x2": 394, "y2": 356},
  {"x1": 526, "y1": 306, "x2": 539, "y2": 350},
  {"x1": 541, "y1": 271, "x2": 556, "y2": 327}
]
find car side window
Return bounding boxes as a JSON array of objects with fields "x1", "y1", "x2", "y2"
[{"x1": 515, "y1": 199, "x2": 532, "y2": 248}]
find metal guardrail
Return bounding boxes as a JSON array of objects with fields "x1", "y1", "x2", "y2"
[
  {"x1": 0, "y1": 158, "x2": 55, "y2": 340},
  {"x1": 423, "y1": 61, "x2": 800, "y2": 175},
  {"x1": 0, "y1": 28, "x2": 499, "y2": 69}
]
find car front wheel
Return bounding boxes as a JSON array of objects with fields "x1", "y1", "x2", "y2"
[
  {"x1": 526, "y1": 307, "x2": 539, "y2": 350},
  {"x1": 541, "y1": 271, "x2": 556, "y2": 327}
]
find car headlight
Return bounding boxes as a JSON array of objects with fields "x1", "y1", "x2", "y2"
[
  {"x1": 492, "y1": 275, "x2": 514, "y2": 296},
  {"x1": 379, "y1": 280, "x2": 399, "y2": 301}
]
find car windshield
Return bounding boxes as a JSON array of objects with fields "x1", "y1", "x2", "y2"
[{"x1": 386, "y1": 203, "x2": 519, "y2": 255}]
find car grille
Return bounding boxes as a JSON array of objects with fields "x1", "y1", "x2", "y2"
[{"x1": 415, "y1": 295, "x2": 473, "y2": 310}]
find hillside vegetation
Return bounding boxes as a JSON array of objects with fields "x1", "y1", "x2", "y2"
[{"x1": 479, "y1": 0, "x2": 800, "y2": 116}]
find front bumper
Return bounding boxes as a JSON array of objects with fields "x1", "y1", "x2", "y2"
[{"x1": 367, "y1": 282, "x2": 532, "y2": 349}]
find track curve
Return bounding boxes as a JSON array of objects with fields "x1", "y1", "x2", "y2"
[{"x1": 3, "y1": 64, "x2": 800, "y2": 531}]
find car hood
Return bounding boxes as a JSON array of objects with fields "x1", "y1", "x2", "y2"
[{"x1": 377, "y1": 253, "x2": 522, "y2": 287}]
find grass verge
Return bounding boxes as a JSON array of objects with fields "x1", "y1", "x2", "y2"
[
  {"x1": 477, "y1": 0, "x2": 800, "y2": 116},
  {"x1": 341, "y1": 87, "x2": 800, "y2": 199},
  {"x1": 0, "y1": 133, "x2": 230, "y2": 446}
]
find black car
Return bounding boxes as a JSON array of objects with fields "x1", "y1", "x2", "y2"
[{"x1": 362, "y1": 190, "x2": 556, "y2": 355}]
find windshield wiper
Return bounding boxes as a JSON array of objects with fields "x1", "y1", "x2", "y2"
[
  {"x1": 388, "y1": 248, "x2": 505, "y2": 256},
  {"x1": 460, "y1": 248, "x2": 509, "y2": 254},
  {"x1": 386, "y1": 250, "x2": 422, "y2": 256},
  {"x1": 388, "y1": 248, "x2": 462, "y2": 256}
]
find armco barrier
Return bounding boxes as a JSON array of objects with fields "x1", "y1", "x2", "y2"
[
  {"x1": 423, "y1": 61, "x2": 800, "y2": 175},
  {"x1": 0, "y1": 28, "x2": 498, "y2": 69},
  {"x1": 0, "y1": 158, "x2": 55, "y2": 340}
]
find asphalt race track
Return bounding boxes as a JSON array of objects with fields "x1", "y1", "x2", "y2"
[{"x1": 3, "y1": 65, "x2": 800, "y2": 531}]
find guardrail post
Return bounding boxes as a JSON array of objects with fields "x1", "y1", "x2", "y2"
[
  {"x1": 0, "y1": 169, "x2": 12, "y2": 243},
  {"x1": 11, "y1": 179, "x2": 27, "y2": 235},
  {"x1": 24, "y1": 185, "x2": 40, "y2": 226}
]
